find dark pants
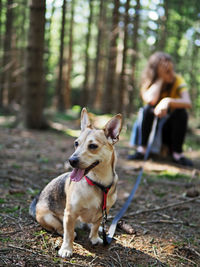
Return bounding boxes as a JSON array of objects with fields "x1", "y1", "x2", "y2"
[{"x1": 141, "y1": 104, "x2": 188, "y2": 153}]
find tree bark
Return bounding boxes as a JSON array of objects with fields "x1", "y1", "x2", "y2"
[
  {"x1": 157, "y1": 0, "x2": 168, "y2": 51},
  {"x1": 65, "y1": 0, "x2": 75, "y2": 109},
  {"x1": 24, "y1": 0, "x2": 47, "y2": 129},
  {"x1": 0, "y1": 0, "x2": 13, "y2": 108},
  {"x1": 57, "y1": 0, "x2": 67, "y2": 111},
  {"x1": 127, "y1": 0, "x2": 140, "y2": 117},
  {"x1": 103, "y1": 0, "x2": 120, "y2": 113},
  {"x1": 81, "y1": 0, "x2": 94, "y2": 108},
  {"x1": 117, "y1": 0, "x2": 130, "y2": 114},
  {"x1": 93, "y1": 0, "x2": 106, "y2": 110}
]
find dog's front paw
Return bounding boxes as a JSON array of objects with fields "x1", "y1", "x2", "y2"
[
  {"x1": 90, "y1": 236, "x2": 103, "y2": 245},
  {"x1": 58, "y1": 245, "x2": 73, "y2": 258}
]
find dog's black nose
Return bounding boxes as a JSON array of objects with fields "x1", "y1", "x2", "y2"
[{"x1": 69, "y1": 156, "x2": 79, "y2": 167}]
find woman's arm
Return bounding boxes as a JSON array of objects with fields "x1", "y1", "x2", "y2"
[
  {"x1": 141, "y1": 79, "x2": 163, "y2": 106},
  {"x1": 154, "y1": 91, "x2": 192, "y2": 118},
  {"x1": 168, "y1": 90, "x2": 192, "y2": 109}
]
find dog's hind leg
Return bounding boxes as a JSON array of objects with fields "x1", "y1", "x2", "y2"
[
  {"x1": 89, "y1": 218, "x2": 103, "y2": 245},
  {"x1": 36, "y1": 208, "x2": 63, "y2": 235}
]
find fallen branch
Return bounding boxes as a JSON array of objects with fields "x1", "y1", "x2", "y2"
[
  {"x1": 174, "y1": 253, "x2": 196, "y2": 265},
  {"x1": 7, "y1": 244, "x2": 89, "y2": 266},
  {"x1": 8, "y1": 244, "x2": 48, "y2": 257},
  {"x1": 140, "y1": 219, "x2": 198, "y2": 227},
  {"x1": 126, "y1": 196, "x2": 200, "y2": 218}
]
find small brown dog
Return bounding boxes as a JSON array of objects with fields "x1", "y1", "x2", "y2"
[{"x1": 29, "y1": 108, "x2": 122, "y2": 257}]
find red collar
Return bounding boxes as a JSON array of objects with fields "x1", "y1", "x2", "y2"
[{"x1": 84, "y1": 176, "x2": 112, "y2": 211}]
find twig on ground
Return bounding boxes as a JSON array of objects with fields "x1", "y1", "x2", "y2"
[
  {"x1": 140, "y1": 219, "x2": 198, "y2": 227},
  {"x1": 114, "y1": 251, "x2": 122, "y2": 267},
  {"x1": 89, "y1": 256, "x2": 98, "y2": 266},
  {"x1": 7, "y1": 244, "x2": 82, "y2": 266},
  {"x1": 0, "y1": 230, "x2": 22, "y2": 235},
  {"x1": 126, "y1": 196, "x2": 200, "y2": 218},
  {"x1": 189, "y1": 247, "x2": 200, "y2": 257},
  {"x1": 174, "y1": 252, "x2": 196, "y2": 265},
  {"x1": 0, "y1": 248, "x2": 11, "y2": 253},
  {"x1": 8, "y1": 244, "x2": 48, "y2": 257},
  {"x1": 153, "y1": 246, "x2": 157, "y2": 257},
  {"x1": 109, "y1": 254, "x2": 122, "y2": 267}
]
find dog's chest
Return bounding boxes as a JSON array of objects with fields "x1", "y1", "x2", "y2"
[
  {"x1": 69, "y1": 185, "x2": 102, "y2": 222},
  {"x1": 78, "y1": 192, "x2": 103, "y2": 223}
]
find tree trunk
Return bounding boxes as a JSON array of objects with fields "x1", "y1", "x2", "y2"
[
  {"x1": 17, "y1": 0, "x2": 28, "y2": 104},
  {"x1": 0, "y1": 0, "x2": 13, "y2": 108},
  {"x1": 45, "y1": 0, "x2": 56, "y2": 106},
  {"x1": 81, "y1": 0, "x2": 94, "y2": 108},
  {"x1": 57, "y1": 0, "x2": 67, "y2": 111},
  {"x1": 117, "y1": 0, "x2": 130, "y2": 114},
  {"x1": 93, "y1": 0, "x2": 106, "y2": 111},
  {"x1": 103, "y1": 0, "x2": 120, "y2": 113},
  {"x1": 157, "y1": 0, "x2": 168, "y2": 51},
  {"x1": 24, "y1": 0, "x2": 47, "y2": 129},
  {"x1": 0, "y1": 0, "x2": 2, "y2": 52},
  {"x1": 127, "y1": 0, "x2": 140, "y2": 117},
  {"x1": 190, "y1": 31, "x2": 199, "y2": 115},
  {"x1": 65, "y1": 0, "x2": 75, "y2": 110}
]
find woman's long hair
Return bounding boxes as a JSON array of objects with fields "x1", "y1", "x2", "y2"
[{"x1": 141, "y1": 52, "x2": 173, "y2": 90}]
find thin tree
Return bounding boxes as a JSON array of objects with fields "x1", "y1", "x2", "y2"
[
  {"x1": 117, "y1": 0, "x2": 130, "y2": 114},
  {"x1": 0, "y1": 0, "x2": 13, "y2": 108},
  {"x1": 127, "y1": 0, "x2": 140, "y2": 117},
  {"x1": 81, "y1": 0, "x2": 94, "y2": 108},
  {"x1": 93, "y1": 0, "x2": 105, "y2": 110},
  {"x1": 23, "y1": 0, "x2": 47, "y2": 129},
  {"x1": 65, "y1": 0, "x2": 75, "y2": 109},
  {"x1": 157, "y1": 0, "x2": 168, "y2": 51},
  {"x1": 0, "y1": 0, "x2": 2, "y2": 52},
  {"x1": 103, "y1": 0, "x2": 120, "y2": 113},
  {"x1": 16, "y1": 0, "x2": 29, "y2": 104},
  {"x1": 45, "y1": 0, "x2": 56, "y2": 105},
  {"x1": 57, "y1": 0, "x2": 67, "y2": 111}
]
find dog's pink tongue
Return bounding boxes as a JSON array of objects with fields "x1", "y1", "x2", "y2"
[{"x1": 70, "y1": 168, "x2": 85, "y2": 182}]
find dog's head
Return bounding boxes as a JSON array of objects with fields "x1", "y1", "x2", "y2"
[{"x1": 69, "y1": 108, "x2": 122, "y2": 182}]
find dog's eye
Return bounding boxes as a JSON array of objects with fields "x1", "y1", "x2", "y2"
[
  {"x1": 88, "y1": 144, "x2": 98, "y2": 149},
  {"x1": 74, "y1": 141, "x2": 79, "y2": 147}
]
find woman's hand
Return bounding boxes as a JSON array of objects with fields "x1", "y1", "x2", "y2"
[{"x1": 154, "y1": 97, "x2": 171, "y2": 117}]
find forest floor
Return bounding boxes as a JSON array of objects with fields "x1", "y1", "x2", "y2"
[{"x1": 0, "y1": 112, "x2": 200, "y2": 267}]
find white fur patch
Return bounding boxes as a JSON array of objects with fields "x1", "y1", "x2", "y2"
[{"x1": 90, "y1": 236, "x2": 103, "y2": 245}]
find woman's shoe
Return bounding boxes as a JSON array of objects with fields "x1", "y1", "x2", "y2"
[{"x1": 173, "y1": 156, "x2": 193, "y2": 167}]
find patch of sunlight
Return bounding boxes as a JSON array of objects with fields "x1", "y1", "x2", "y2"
[
  {"x1": 147, "y1": 35, "x2": 156, "y2": 45},
  {"x1": 0, "y1": 116, "x2": 15, "y2": 125},
  {"x1": 93, "y1": 115, "x2": 112, "y2": 128},
  {"x1": 50, "y1": 121, "x2": 80, "y2": 137},
  {"x1": 65, "y1": 129, "x2": 81, "y2": 137},
  {"x1": 158, "y1": 170, "x2": 189, "y2": 180},
  {"x1": 148, "y1": 10, "x2": 159, "y2": 21}
]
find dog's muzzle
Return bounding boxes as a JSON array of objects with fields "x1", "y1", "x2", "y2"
[
  {"x1": 69, "y1": 155, "x2": 100, "y2": 182},
  {"x1": 69, "y1": 155, "x2": 79, "y2": 168}
]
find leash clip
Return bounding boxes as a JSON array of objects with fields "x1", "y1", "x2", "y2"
[{"x1": 102, "y1": 209, "x2": 107, "y2": 223}]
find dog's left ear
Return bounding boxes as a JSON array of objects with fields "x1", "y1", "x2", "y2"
[
  {"x1": 81, "y1": 107, "x2": 92, "y2": 131},
  {"x1": 104, "y1": 114, "x2": 122, "y2": 144}
]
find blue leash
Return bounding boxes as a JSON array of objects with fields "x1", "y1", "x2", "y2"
[{"x1": 106, "y1": 117, "x2": 158, "y2": 244}]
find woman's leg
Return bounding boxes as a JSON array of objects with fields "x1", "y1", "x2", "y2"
[
  {"x1": 162, "y1": 109, "x2": 192, "y2": 166},
  {"x1": 141, "y1": 105, "x2": 155, "y2": 147},
  {"x1": 162, "y1": 109, "x2": 188, "y2": 153},
  {"x1": 128, "y1": 105, "x2": 155, "y2": 159}
]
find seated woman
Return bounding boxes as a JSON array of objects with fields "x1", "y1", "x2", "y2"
[{"x1": 128, "y1": 51, "x2": 193, "y2": 167}]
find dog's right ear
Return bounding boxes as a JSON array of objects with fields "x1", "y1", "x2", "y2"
[
  {"x1": 104, "y1": 114, "x2": 122, "y2": 144},
  {"x1": 81, "y1": 107, "x2": 92, "y2": 131}
]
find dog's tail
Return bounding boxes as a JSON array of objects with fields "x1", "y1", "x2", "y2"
[{"x1": 29, "y1": 194, "x2": 40, "y2": 219}]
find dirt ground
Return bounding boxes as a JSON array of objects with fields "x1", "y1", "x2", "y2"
[{"x1": 0, "y1": 116, "x2": 200, "y2": 267}]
